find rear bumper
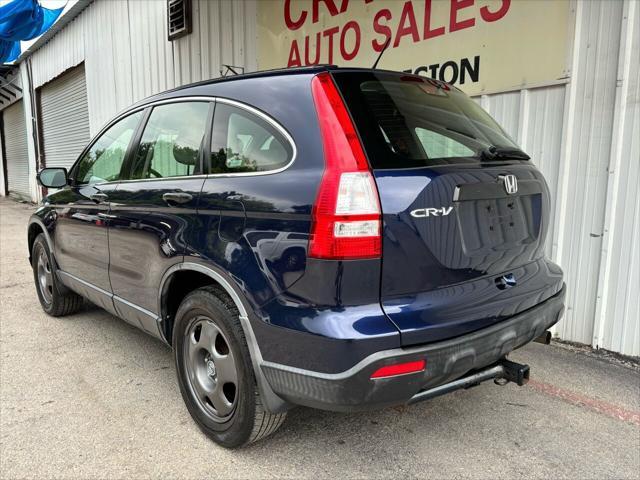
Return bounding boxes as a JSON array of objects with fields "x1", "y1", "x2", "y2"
[{"x1": 260, "y1": 284, "x2": 565, "y2": 412}]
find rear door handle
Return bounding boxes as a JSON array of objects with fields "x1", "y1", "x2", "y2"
[
  {"x1": 90, "y1": 193, "x2": 108, "y2": 204},
  {"x1": 163, "y1": 192, "x2": 193, "y2": 205}
]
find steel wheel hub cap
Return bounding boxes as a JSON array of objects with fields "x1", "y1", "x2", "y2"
[{"x1": 184, "y1": 317, "x2": 238, "y2": 422}]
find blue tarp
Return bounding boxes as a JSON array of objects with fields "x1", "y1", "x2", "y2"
[{"x1": 1, "y1": 0, "x2": 64, "y2": 63}]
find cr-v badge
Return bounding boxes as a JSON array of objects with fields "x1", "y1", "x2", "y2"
[{"x1": 411, "y1": 207, "x2": 453, "y2": 218}]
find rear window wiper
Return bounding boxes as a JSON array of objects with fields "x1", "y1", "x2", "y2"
[
  {"x1": 446, "y1": 127, "x2": 477, "y2": 140},
  {"x1": 480, "y1": 146, "x2": 531, "y2": 161}
]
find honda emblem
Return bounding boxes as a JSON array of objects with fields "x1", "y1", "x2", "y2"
[{"x1": 499, "y1": 174, "x2": 518, "y2": 195}]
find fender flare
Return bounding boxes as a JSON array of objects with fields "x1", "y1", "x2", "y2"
[
  {"x1": 158, "y1": 262, "x2": 291, "y2": 413},
  {"x1": 27, "y1": 216, "x2": 55, "y2": 262}
]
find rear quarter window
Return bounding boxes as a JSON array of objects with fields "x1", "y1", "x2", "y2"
[{"x1": 209, "y1": 102, "x2": 293, "y2": 174}]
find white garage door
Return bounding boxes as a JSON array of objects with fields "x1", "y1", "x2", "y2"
[
  {"x1": 2, "y1": 100, "x2": 31, "y2": 200},
  {"x1": 39, "y1": 65, "x2": 90, "y2": 170}
]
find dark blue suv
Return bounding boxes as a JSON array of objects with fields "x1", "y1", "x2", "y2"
[{"x1": 29, "y1": 66, "x2": 565, "y2": 448}]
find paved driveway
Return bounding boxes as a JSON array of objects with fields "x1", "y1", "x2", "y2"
[{"x1": 1, "y1": 198, "x2": 639, "y2": 479}]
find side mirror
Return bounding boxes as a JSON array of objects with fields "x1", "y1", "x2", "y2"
[{"x1": 37, "y1": 168, "x2": 68, "y2": 188}]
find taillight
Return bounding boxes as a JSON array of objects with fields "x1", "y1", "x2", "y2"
[{"x1": 309, "y1": 73, "x2": 381, "y2": 260}]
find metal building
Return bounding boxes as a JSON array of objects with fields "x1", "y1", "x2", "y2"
[{"x1": 0, "y1": 0, "x2": 637, "y2": 356}]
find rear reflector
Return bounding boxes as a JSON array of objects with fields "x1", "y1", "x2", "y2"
[
  {"x1": 370, "y1": 360, "x2": 426, "y2": 379},
  {"x1": 309, "y1": 73, "x2": 381, "y2": 260}
]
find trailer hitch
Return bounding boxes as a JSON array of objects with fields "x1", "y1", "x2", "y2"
[
  {"x1": 408, "y1": 358, "x2": 530, "y2": 405},
  {"x1": 497, "y1": 358, "x2": 530, "y2": 386}
]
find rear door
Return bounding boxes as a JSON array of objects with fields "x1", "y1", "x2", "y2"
[
  {"x1": 197, "y1": 99, "x2": 302, "y2": 306},
  {"x1": 106, "y1": 100, "x2": 211, "y2": 336},
  {"x1": 332, "y1": 71, "x2": 564, "y2": 346}
]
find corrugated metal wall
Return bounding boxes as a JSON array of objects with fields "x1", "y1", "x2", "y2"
[
  {"x1": 15, "y1": 0, "x2": 640, "y2": 356},
  {"x1": 555, "y1": 0, "x2": 624, "y2": 347},
  {"x1": 593, "y1": 0, "x2": 640, "y2": 356},
  {"x1": 476, "y1": 0, "x2": 639, "y2": 356},
  {"x1": 30, "y1": 0, "x2": 258, "y2": 136}
]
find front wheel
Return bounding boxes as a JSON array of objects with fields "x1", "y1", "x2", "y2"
[
  {"x1": 31, "y1": 233, "x2": 83, "y2": 316},
  {"x1": 173, "y1": 286, "x2": 286, "y2": 448}
]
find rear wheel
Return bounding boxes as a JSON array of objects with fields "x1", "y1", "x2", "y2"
[
  {"x1": 173, "y1": 286, "x2": 286, "y2": 448},
  {"x1": 31, "y1": 233, "x2": 83, "y2": 316}
]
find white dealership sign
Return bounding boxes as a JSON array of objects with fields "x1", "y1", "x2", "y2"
[{"x1": 257, "y1": 0, "x2": 572, "y2": 95}]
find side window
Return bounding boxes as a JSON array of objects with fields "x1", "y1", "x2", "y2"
[
  {"x1": 414, "y1": 127, "x2": 474, "y2": 159},
  {"x1": 210, "y1": 103, "x2": 293, "y2": 174},
  {"x1": 128, "y1": 102, "x2": 210, "y2": 180},
  {"x1": 75, "y1": 111, "x2": 143, "y2": 185}
]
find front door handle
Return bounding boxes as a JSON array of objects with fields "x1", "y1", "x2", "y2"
[
  {"x1": 90, "y1": 193, "x2": 108, "y2": 204},
  {"x1": 163, "y1": 192, "x2": 193, "y2": 205}
]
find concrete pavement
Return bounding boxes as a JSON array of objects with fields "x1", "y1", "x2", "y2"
[{"x1": 1, "y1": 198, "x2": 639, "y2": 479}]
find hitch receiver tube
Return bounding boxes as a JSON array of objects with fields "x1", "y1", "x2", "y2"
[
  {"x1": 408, "y1": 358, "x2": 530, "y2": 405},
  {"x1": 500, "y1": 358, "x2": 530, "y2": 386}
]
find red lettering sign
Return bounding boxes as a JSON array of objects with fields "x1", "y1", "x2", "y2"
[
  {"x1": 450, "y1": 0, "x2": 476, "y2": 32},
  {"x1": 283, "y1": 0, "x2": 513, "y2": 67},
  {"x1": 394, "y1": 1, "x2": 420, "y2": 47}
]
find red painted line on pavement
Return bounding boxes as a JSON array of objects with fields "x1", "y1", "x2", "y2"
[{"x1": 528, "y1": 379, "x2": 640, "y2": 426}]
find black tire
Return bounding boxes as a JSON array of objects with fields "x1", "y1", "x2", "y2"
[
  {"x1": 173, "y1": 286, "x2": 286, "y2": 448},
  {"x1": 31, "y1": 233, "x2": 83, "y2": 317}
]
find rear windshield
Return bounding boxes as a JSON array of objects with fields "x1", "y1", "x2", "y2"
[{"x1": 332, "y1": 71, "x2": 524, "y2": 169}]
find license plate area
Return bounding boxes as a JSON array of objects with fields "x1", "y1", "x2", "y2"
[{"x1": 455, "y1": 194, "x2": 541, "y2": 256}]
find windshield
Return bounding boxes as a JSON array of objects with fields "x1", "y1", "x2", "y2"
[{"x1": 332, "y1": 71, "x2": 526, "y2": 168}]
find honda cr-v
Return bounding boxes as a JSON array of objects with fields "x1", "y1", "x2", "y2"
[{"x1": 29, "y1": 66, "x2": 565, "y2": 448}]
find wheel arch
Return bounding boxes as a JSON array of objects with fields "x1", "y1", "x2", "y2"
[
  {"x1": 27, "y1": 217, "x2": 55, "y2": 265},
  {"x1": 158, "y1": 263, "x2": 249, "y2": 343},
  {"x1": 158, "y1": 262, "x2": 291, "y2": 413}
]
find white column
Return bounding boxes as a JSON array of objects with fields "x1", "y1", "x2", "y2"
[
  {"x1": 19, "y1": 61, "x2": 41, "y2": 204},
  {"x1": 592, "y1": 0, "x2": 640, "y2": 356},
  {"x1": 0, "y1": 131, "x2": 6, "y2": 196}
]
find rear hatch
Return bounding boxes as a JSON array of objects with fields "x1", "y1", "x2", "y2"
[{"x1": 332, "y1": 70, "x2": 563, "y2": 346}]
